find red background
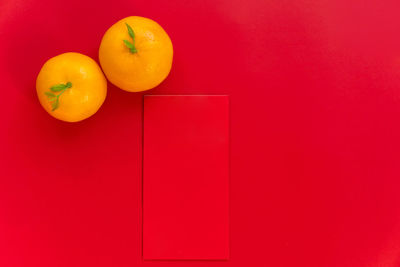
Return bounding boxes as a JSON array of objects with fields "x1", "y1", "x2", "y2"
[
  {"x1": 143, "y1": 96, "x2": 229, "y2": 260},
  {"x1": 1, "y1": 0, "x2": 400, "y2": 266}
]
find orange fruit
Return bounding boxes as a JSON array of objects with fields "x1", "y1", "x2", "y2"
[
  {"x1": 36, "y1": 52, "x2": 107, "y2": 122},
  {"x1": 99, "y1": 16, "x2": 173, "y2": 92}
]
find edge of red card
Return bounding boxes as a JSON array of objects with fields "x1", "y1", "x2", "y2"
[{"x1": 143, "y1": 95, "x2": 229, "y2": 260}]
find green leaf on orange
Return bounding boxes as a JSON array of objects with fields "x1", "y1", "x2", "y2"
[
  {"x1": 126, "y1": 23, "x2": 135, "y2": 40},
  {"x1": 45, "y1": 92, "x2": 56, "y2": 97}
]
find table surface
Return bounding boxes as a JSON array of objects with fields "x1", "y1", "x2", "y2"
[{"x1": 1, "y1": 0, "x2": 400, "y2": 266}]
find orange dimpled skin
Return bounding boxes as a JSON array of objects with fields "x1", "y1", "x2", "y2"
[
  {"x1": 99, "y1": 16, "x2": 173, "y2": 92},
  {"x1": 36, "y1": 53, "x2": 107, "y2": 122}
]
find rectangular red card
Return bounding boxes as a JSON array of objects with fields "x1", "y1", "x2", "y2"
[{"x1": 143, "y1": 95, "x2": 229, "y2": 260}]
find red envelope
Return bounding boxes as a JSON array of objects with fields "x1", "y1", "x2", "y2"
[{"x1": 143, "y1": 95, "x2": 229, "y2": 260}]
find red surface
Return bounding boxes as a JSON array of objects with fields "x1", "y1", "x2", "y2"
[
  {"x1": 1, "y1": 0, "x2": 400, "y2": 266},
  {"x1": 143, "y1": 95, "x2": 229, "y2": 260}
]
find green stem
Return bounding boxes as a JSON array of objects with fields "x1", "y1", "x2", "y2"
[
  {"x1": 57, "y1": 88, "x2": 66, "y2": 99},
  {"x1": 124, "y1": 23, "x2": 137, "y2": 54},
  {"x1": 45, "y1": 82, "x2": 72, "y2": 111}
]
